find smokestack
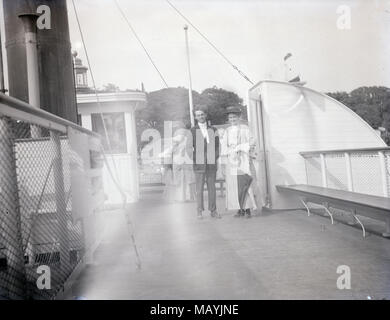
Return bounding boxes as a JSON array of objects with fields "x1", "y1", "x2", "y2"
[
  {"x1": 18, "y1": 13, "x2": 40, "y2": 108},
  {"x1": 3, "y1": 0, "x2": 78, "y2": 123}
]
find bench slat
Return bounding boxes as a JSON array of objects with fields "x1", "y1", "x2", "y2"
[{"x1": 276, "y1": 184, "x2": 390, "y2": 212}]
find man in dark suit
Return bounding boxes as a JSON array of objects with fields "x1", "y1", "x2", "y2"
[{"x1": 190, "y1": 105, "x2": 220, "y2": 219}]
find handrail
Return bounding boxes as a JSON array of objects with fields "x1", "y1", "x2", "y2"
[
  {"x1": 300, "y1": 147, "x2": 390, "y2": 156},
  {"x1": 0, "y1": 93, "x2": 100, "y2": 138}
]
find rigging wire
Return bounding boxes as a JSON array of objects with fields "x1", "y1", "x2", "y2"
[
  {"x1": 114, "y1": 0, "x2": 169, "y2": 88},
  {"x1": 70, "y1": 0, "x2": 142, "y2": 270},
  {"x1": 165, "y1": 0, "x2": 254, "y2": 85},
  {"x1": 71, "y1": 0, "x2": 113, "y2": 159},
  {"x1": 71, "y1": 0, "x2": 124, "y2": 202}
]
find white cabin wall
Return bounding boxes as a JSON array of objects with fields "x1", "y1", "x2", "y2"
[
  {"x1": 249, "y1": 81, "x2": 386, "y2": 209},
  {"x1": 125, "y1": 111, "x2": 140, "y2": 201},
  {"x1": 77, "y1": 95, "x2": 145, "y2": 206}
]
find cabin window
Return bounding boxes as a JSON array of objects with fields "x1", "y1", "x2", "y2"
[
  {"x1": 91, "y1": 112, "x2": 127, "y2": 154},
  {"x1": 77, "y1": 73, "x2": 84, "y2": 86}
]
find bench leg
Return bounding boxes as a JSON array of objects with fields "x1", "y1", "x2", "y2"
[
  {"x1": 300, "y1": 197, "x2": 311, "y2": 217},
  {"x1": 347, "y1": 210, "x2": 357, "y2": 226},
  {"x1": 322, "y1": 202, "x2": 330, "y2": 217},
  {"x1": 383, "y1": 218, "x2": 390, "y2": 238},
  {"x1": 322, "y1": 203, "x2": 334, "y2": 225},
  {"x1": 352, "y1": 213, "x2": 366, "y2": 238}
]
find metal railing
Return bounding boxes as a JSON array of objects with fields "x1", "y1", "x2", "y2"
[
  {"x1": 300, "y1": 147, "x2": 390, "y2": 198},
  {"x1": 0, "y1": 94, "x2": 105, "y2": 299}
]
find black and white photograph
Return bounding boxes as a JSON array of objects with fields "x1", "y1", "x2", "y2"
[{"x1": 0, "y1": 0, "x2": 389, "y2": 307}]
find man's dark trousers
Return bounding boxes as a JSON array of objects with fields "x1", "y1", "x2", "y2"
[
  {"x1": 195, "y1": 166, "x2": 217, "y2": 213},
  {"x1": 190, "y1": 124, "x2": 219, "y2": 213}
]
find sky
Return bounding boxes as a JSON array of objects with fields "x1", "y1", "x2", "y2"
[{"x1": 2, "y1": 0, "x2": 390, "y2": 102}]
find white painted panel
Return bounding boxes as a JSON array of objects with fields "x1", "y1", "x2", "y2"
[
  {"x1": 249, "y1": 81, "x2": 386, "y2": 209},
  {"x1": 68, "y1": 127, "x2": 93, "y2": 221},
  {"x1": 102, "y1": 154, "x2": 139, "y2": 205}
]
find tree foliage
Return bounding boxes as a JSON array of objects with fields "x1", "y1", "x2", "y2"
[
  {"x1": 199, "y1": 86, "x2": 245, "y2": 125},
  {"x1": 135, "y1": 86, "x2": 246, "y2": 148},
  {"x1": 327, "y1": 86, "x2": 390, "y2": 144},
  {"x1": 101, "y1": 83, "x2": 120, "y2": 92},
  {"x1": 135, "y1": 84, "x2": 390, "y2": 150},
  {"x1": 327, "y1": 86, "x2": 390, "y2": 129}
]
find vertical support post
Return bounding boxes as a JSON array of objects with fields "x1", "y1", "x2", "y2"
[
  {"x1": 68, "y1": 128, "x2": 95, "y2": 264},
  {"x1": 320, "y1": 153, "x2": 327, "y2": 188},
  {"x1": 50, "y1": 132, "x2": 69, "y2": 276},
  {"x1": 303, "y1": 156, "x2": 309, "y2": 185},
  {"x1": 18, "y1": 13, "x2": 41, "y2": 138},
  {"x1": 184, "y1": 25, "x2": 194, "y2": 127},
  {"x1": 0, "y1": 117, "x2": 27, "y2": 299},
  {"x1": 257, "y1": 96, "x2": 271, "y2": 208},
  {"x1": 345, "y1": 152, "x2": 353, "y2": 191},
  {"x1": 378, "y1": 151, "x2": 389, "y2": 197},
  {"x1": 0, "y1": 28, "x2": 7, "y2": 94},
  {"x1": 125, "y1": 111, "x2": 139, "y2": 201}
]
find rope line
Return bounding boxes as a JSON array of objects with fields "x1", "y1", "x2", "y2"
[
  {"x1": 165, "y1": 0, "x2": 254, "y2": 85},
  {"x1": 114, "y1": 0, "x2": 169, "y2": 88},
  {"x1": 71, "y1": 0, "x2": 112, "y2": 156},
  {"x1": 71, "y1": 0, "x2": 142, "y2": 270}
]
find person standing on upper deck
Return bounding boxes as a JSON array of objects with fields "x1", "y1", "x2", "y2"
[
  {"x1": 220, "y1": 106, "x2": 256, "y2": 218},
  {"x1": 189, "y1": 105, "x2": 221, "y2": 219}
]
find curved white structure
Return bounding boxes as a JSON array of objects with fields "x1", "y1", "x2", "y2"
[{"x1": 248, "y1": 81, "x2": 386, "y2": 209}]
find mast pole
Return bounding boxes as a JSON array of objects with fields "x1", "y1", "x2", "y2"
[{"x1": 184, "y1": 25, "x2": 194, "y2": 127}]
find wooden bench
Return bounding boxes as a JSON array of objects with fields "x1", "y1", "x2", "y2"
[{"x1": 276, "y1": 184, "x2": 390, "y2": 238}]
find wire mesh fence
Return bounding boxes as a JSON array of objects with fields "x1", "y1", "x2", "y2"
[
  {"x1": 350, "y1": 152, "x2": 383, "y2": 196},
  {"x1": 324, "y1": 153, "x2": 349, "y2": 191},
  {"x1": 386, "y1": 152, "x2": 390, "y2": 197},
  {"x1": 0, "y1": 97, "x2": 104, "y2": 300},
  {"x1": 304, "y1": 154, "x2": 323, "y2": 187},
  {"x1": 302, "y1": 148, "x2": 390, "y2": 198}
]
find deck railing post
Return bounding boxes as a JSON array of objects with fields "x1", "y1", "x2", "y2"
[
  {"x1": 378, "y1": 151, "x2": 389, "y2": 197},
  {"x1": 50, "y1": 131, "x2": 70, "y2": 277},
  {"x1": 303, "y1": 156, "x2": 309, "y2": 185},
  {"x1": 320, "y1": 153, "x2": 327, "y2": 188},
  {"x1": 345, "y1": 152, "x2": 353, "y2": 191}
]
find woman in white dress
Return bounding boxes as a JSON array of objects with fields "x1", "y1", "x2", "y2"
[{"x1": 220, "y1": 106, "x2": 257, "y2": 218}]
